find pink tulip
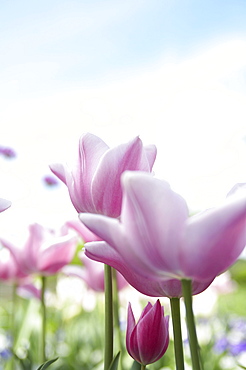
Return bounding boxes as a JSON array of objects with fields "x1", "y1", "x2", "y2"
[
  {"x1": 62, "y1": 252, "x2": 128, "y2": 292},
  {"x1": 0, "y1": 247, "x2": 40, "y2": 300},
  {"x1": 84, "y1": 241, "x2": 212, "y2": 297},
  {"x1": 80, "y1": 171, "x2": 246, "y2": 283},
  {"x1": 0, "y1": 198, "x2": 11, "y2": 212},
  {"x1": 126, "y1": 300, "x2": 169, "y2": 365},
  {"x1": 0, "y1": 248, "x2": 26, "y2": 280},
  {"x1": 64, "y1": 220, "x2": 128, "y2": 291},
  {"x1": 1, "y1": 223, "x2": 77, "y2": 276},
  {"x1": 50, "y1": 133, "x2": 157, "y2": 217}
]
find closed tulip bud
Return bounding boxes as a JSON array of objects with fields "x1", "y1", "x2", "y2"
[{"x1": 126, "y1": 300, "x2": 169, "y2": 366}]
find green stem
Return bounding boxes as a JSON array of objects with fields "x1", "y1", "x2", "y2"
[
  {"x1": 104, "y1": 264, "x2": 114, "y2": 370},
  {"x1": 181, "y1": 279, "x2": 202, "y2": 370},
  {"x1": 10, "y1": 283, "x2": 17, "y2": 370},
  {"x1": 41, "y1": 276, "x2": 47, "y2": 363},
  {"x1": 112, "y1": 268, "x2": 123, "y2": 370},
  {"x1": 140, "y1": 365, "x2": 146, "y2": 370},
  {"x1": 170, "y1": 298, "x2": 185, "y2": 370}
]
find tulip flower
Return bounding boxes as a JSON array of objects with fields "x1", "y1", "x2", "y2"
[
  {"x1": 1, "y1": 223, "x2": 77, "y2": 276},
  {"x1": 0, "y1": 247, "x2": 27, "y2": 281},
  {"x1": 126, "y1": 299, "x2": 169, "y2": 366},
  {"x1": 50, "y1": 133, "x2": 157, "y2": 217},
  {"x1": 80, "y1": 171, "x2": 246, "y2": 283},
  {"x1": 0, "y1": 198, "x2": 11, "y2": 212}
]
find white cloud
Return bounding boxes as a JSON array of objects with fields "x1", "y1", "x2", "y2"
[{"x1": 1, "y1": 38, "x2": 246, "y2": 238}]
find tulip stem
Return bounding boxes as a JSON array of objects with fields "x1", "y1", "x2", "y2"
[
  {"x1": 104, "y1": 264, "x2": 114, "y2": 370},
  {"x1": 181, "y1": 279, "x2": 202, "y2": 370},
  {"x1": 140, "y1": 365, "x2": 146, "y2": 370},
  {"x1": 41, "y1": 276, "x2": 47, "y2": 363},
  {"x1": 112, "y1": 268, "x2": 123, "y2": 370},
  {"x1": 170, "y1": 298, "x2": 185, "y2": 370}
]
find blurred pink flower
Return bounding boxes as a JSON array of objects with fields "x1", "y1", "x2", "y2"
[
  {"x1": 63, "y1": 252, "x2": 127, "y2": 292},
  {"x1": 1, "y1": 223, "x2": 77, "y2": 276},
  {"x1": 0, "y1": 146, "x2": 16, "y2": 159},
  {"x1": 43, "y1": 175, "x2": 59, "y2": 187},
  {"x1": 80, "y1": 171, "x2": 246, "y2": 283},
  {"x1": 0, "y1": 248, "x2": 26, "y2": 280},
  {"x1": 126, "y1": 300, "x2": 169, "y2": 366},
  {"x1": 0, "y1": 247, "x2": 40, "y2": 300},
  {"x1": 50, "y1": 133, "x2": 157, "y2": 217},
  {"x1": 64, "y1": 219, "x2": 128, "y2": 292},
  {"x1": 0, "y1": 198, "x2": 11, "y2": 212}
]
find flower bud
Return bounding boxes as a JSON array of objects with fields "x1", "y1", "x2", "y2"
[{"x1": 126, "y1": 299, "x2": 169, "y2": 366}]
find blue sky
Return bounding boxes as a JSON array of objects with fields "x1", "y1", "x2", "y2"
[
  {"x1": 1, "y1": 0, "x2": 246, "y2": 93},
  {"x1": 0, "y1": 0, "x2": 246, "y2": 239}
]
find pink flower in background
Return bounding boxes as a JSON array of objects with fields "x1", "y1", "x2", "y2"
[
  {"x1": 0, "y1": 247, "x2": 40, "y2": 300},
  {"x1": 63, "y1": 252, "x2": 127, "y2": 292},
  {"x1": 84, "y1": 241, "x2": 212, "y2": 297},
  {"x1": 64, "y1": 219, "x2": 128, "y2": 292},
  {"x1": 0, "y1": 146, "x2": 16, "y2": 159},
  {"x1": 50, "y1": 132, "x2": 157, "y2": 217},
  {"x1": 0, "y1": 198, "x2": 11, "y2": 212},
  {"x1": 0, "y1": 248, "x2": 26, "y2": 281},
  {"x1": 80, "y1": 171, "x2": 246, "y2": 283},
  {"x1": 126, "y1": 300, "x2": 169, "y2": 366},
  {"x1": 43, "y1": 175, "x2": 59, "y2": 187},
  {"x1": 1, "y1": 223, "x2": 77, "y2": 276}
]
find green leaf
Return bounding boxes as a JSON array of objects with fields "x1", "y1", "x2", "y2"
[
  {"x1": 109, "y1": 352, "x2": 120, "y2": 370},
  {"x1": 36, "y1": 357, "x2": 59, "y2": 370},
  {"x1": 130, "y1": 360, "x2": 141, "y2": 370}
]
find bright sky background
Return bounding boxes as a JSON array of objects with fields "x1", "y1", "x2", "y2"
[{"x1": 1, "y1": 0, "x2": 246, "y2": 241}]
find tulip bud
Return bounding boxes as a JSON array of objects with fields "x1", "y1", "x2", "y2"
[{"x1": 126, "y1": 299, "x2": 169, "y2": 366}]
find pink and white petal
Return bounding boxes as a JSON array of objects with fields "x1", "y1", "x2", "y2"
[
  {"x1": 91, "y1": 137, "x2": 147, "y2": 217},
  {"x1": 49, "y1": 163, "x2": 68, "y2": 184},
  {"x1": 0, "y1": 198, "x2": 11, "y2": 212},
  {"x1": 39, "y1": 235, "x2": 76, "y2": 274},
  {"x1": 120, "y1": 171, "x2": 189, "y2": 278},
  {"x1": 66, "y1": 219, "x2": 101, "y2": 242},
  {"x1": 84, "y1": 241, "x2": 176, "y2": 297},
  {"x1": 79, "y1": 213, "x2": 123, "y2": 248},
  {"x1": 182, "y1": 194, "x2": 246, "y2": 281},
  {"x1": 143, "y1": 144, "x2": 157, "y2": 170}
]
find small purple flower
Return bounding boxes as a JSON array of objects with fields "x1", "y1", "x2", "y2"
[
  {"x1": 43, "y1": 175, "x2": 59, "y2": 187},
  {"x1": 0, "y1": 146, "x2": 16, "y2": 159},
  {"x1": 0, "y1": 348, "x2": 12, "y2": 360},
  {"x1": 230, "y1": 341, "x2": 246, "y2": 356},
  {"x1": 214, "y1": 337, "x2": 229, "y2": 353}
]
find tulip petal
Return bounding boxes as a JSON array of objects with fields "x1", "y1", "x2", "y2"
[
  {"x1": 66, "y1": 219, "x2": 101, "y2": 242},
  {"x1": 84, "y1": 240, "x2": 210, "y2": 297},
  {"x1": 182, "y1": 194, "x2": 246, "y2": 281},
  {"x1": 136, "y1": 301, "x2": 168, "y2": 365},
  {"x1": 143, "y1": 144, "x2": 157, "y2": 170},
  {"x1": 39, "y1": 235, "x2": 76, "y2": 274},
  {"x1": 0, "y1": 198, "x2": 11, "y2": 212},
  {"x1": 49, "y1": 163, "x2": 67, "y2": 184},
  {"x1": 119, "y1": 171, "x2": 189, "y2": 278},
  {"x1": 91, "y1": 137, "x2": 156, "y2": 217}
]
